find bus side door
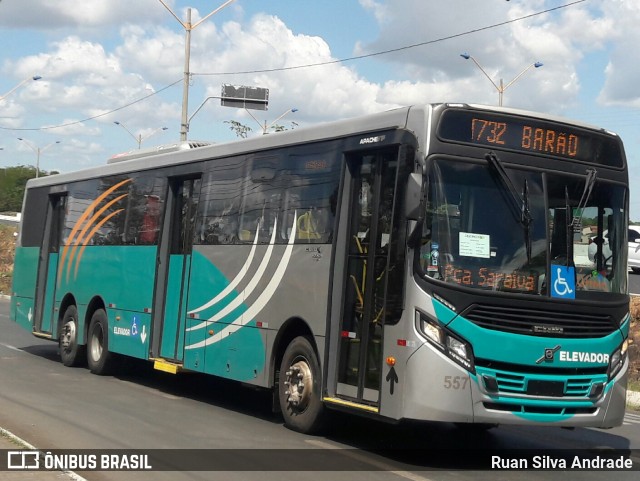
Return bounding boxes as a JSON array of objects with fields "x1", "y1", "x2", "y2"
[
  {"x1": 150, "y1": 177, "x2": 201, "y2": 362},
  {"x1": 33, "y1": 194, "x2": 66, "y2": 335},
  {"x1": 334, "y1": 148, "x2": 402, "y2": 405}
]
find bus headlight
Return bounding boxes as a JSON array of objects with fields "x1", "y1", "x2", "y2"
[
  {"x1": 608, "y1": 339, "x2": 628, "y2": 380},
  {"x1": 416, "y1": 311, "x2": 475, "y2": 373}
]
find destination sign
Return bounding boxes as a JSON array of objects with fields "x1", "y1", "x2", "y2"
[
  {"x1": 443, "y1": 265, "x2": 539, "y2": 293},
  {"x1": 438, "y1": 109, "x2": 623, "y2": 167}
]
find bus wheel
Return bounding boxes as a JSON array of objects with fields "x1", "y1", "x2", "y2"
[
  {"x1": 59, "y1": 305, "x2": 85, "y2": 367},
  {"x1": 87, "y1": 309, "x2": 114, "y2": 375},
  {"x1": 278, "y1": 336, "x2": 325, "y2": 434}
]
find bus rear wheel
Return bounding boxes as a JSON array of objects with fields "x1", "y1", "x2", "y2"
[
  {"x1": 87, "y1": 309, "x2": 115, "y2": 375},
  {"x1": 278, "y1": 336, "x2": 325, "y2": 434},
  {"x1": 59, "y1": 305, "x2": 85, "y2": 367}
]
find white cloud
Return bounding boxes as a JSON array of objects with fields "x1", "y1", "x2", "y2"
[
  {"x1": 0, "y1": 0, "x2": 165, "y2": 28},
  {"x1": 2, "y1": 0, "x2": 639, "y2": 175}
]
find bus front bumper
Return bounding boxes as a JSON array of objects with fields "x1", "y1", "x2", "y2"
[{"x1": 401, "y1": 342, "x2": 627, "y2": 428}]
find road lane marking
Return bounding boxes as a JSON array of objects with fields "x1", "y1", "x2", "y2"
[
  {"x1": 305, "y1": 439, "x2": 434, "y2": 481},
  {"x1": 0, "y1": 342, "x2": 23, "y2": 352}
]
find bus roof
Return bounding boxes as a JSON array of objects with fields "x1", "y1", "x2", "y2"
[
  {"x1": 25, "y1": 103, "x2": 620, "y2": 189},
  {"x1": 25, "y1": 104, "x2": 417, "y2": 189}
]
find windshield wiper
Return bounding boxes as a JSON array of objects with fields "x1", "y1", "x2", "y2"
[
  {"x1": 563, "y1": 168, "x2": 597, "y2": 268},
  {"x1": 485, "y1": 152, "x2": 533, "y2": 262},
  {"x1": 572, "y1": 168, "x2": 598, "y2": 229}
]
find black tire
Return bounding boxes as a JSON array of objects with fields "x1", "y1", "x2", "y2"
[
  {"x1": 632, "y1": 267, "x2": 640, "y2": 274},
  {"x1": 59, "y1": 305, "x2": 86, "y2": 367},
  {"x1": 278, "y1": 336, "x2": 325, "y2": 434},
  {"x1": 87, "y1": 309, "x2": 115, "y2": 375}
]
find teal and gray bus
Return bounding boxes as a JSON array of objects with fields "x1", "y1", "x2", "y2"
[{"x1": 10, "y1": 103, "x2": 630, "y2": 433}]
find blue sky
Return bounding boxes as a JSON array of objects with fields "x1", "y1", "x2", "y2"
[{"x1": 1, "y1": 0, "x2": 640, "y2": 217}]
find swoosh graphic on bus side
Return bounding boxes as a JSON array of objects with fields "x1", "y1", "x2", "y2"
[
  {"x1": 185, "y1": 211, "x2": 297, "y2": 350},
  {"x1": 187, "y1": 224, "x2": 261, "y2": 315},
  {"x1": 66, "y1": 193, "x2": 129, "y2": 281},
  {"x1": 73, "y1": 209, "x2": 125, "y2": 278},
  {"x1": 186, "y1": 218, "x2": 278, "y2": 331},
  {"x1": 58, "y1": 178, "x2": 132, "y2": 282}
]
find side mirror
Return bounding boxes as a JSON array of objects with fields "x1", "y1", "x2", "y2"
[{"x1": 405, "y1": 173, "x2": 423, "y2": 221}]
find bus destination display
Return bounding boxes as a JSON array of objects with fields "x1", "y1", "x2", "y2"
[{"x1": 438, "y1": 109, "x2": 623, "y2": 167}]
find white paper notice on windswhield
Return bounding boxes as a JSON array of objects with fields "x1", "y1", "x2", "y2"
[{"x1": 459, "y1": 232, "x2": 490, "y2": 258}]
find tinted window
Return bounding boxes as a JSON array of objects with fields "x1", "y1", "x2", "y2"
[
  {"x1": 62, "y1": 173, "x2": 166, "y2": 247},
  {"x1": 195, "y1": 145, "x2": 341, "y2": 246}
]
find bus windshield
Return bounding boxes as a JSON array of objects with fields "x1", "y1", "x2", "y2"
[{"x1": 418, "y1": 156, "x2": 627, "y2": 298}]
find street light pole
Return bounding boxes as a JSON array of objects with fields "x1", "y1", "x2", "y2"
[
  {"x1": 245, "y1": 108, "x2": 298, "y2": 135},
  {"x1": 18, "y1": 138, "x2": 61, "y2": 178},
  {"x1": 114, "y1": 121, "x2": 168, "y2": 149},
  {"x1": 0, "y1": 76, "x2": 42, "y2": 103},
  {"x1": 157, "y1": 0, "x2": 238, "y2": 141},
  {"x1": 460, "y1": 53, "x2": 543, "y2": 106}
]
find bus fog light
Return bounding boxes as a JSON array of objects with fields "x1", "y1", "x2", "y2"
[
  {"x1": 483, "y1": 375, "x2": 499, "y2": 393},
  {"x1": 589, "y1": 382, "x2": 604, "y2": 398}
]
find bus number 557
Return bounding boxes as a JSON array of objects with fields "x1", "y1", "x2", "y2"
[{"x1": 444, "y1": 376, "x2": 469, "y2": 390}]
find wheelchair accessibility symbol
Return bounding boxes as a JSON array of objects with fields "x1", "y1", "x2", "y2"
[{"x1": 551, "y1": 265, "x2": 575, "y2": 299}]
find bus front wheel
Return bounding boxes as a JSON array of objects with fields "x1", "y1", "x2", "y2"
[
  {"x1": 278, "y1": 336, "x2": 325, "y2": 434},
  {"x1": 87, "y1": 309, "x2": 114, "y2": 375},
  {"x1": 59, "y1": 305, "x2": 85, "y2": 367}
]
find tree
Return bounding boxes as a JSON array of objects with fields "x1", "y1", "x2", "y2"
[
  {"x1": 224, "y1": 120, "x2": 298, "y2": 138},
  {"x1": 0, "y1": 165, "x2": 56, "y2": 212},
  {"x1": 224, "y1": 120, "x2": 253, "y2": 139}
]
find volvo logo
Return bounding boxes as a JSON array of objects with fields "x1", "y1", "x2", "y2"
[{"x1": 536, "y1": 345, "x2": 561, "y2": 364}]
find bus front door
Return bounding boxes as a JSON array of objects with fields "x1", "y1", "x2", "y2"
[
  {"x1": 150, "y1": 177, "x2": 201, "y2": 362},
  {"x1": 336, "y1": 150, "x2": 399, "y2": 405},
  {"x1": 33, "y1": 194, "x2": 66, "y2": 335}
]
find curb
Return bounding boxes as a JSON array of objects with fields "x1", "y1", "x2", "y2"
[
  {"x1": 0, "y1": 428, "x2": 88, "y2": 481},
  {"x1": 627, "y1": 390, "x2": 640, "y2": 410}
]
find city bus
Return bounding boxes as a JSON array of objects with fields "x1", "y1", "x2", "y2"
[{"x1": 10, "y1": 103, "x2": 630, "y2": 433}]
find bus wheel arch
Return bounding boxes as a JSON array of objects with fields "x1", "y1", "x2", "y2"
[
  {"x1": 273, "y1": 318, "x2": 325, "y2": 433},
  {"x1": 58, "y1": 296, "x2": 86, "y2": 367}
]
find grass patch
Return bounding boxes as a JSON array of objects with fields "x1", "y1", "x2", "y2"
[{"x1": 0, "y1": 224, "x2": 17, "y2": 294}]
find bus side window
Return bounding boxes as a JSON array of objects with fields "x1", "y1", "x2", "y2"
[
  {"x1": 239, "y1": 163, "x2": 282, "y2": 244},
  {"x1": 138, "y1": 195, "x2": 161, "y2": 245}
]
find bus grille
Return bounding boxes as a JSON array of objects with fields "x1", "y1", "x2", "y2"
[
  {"x1": 462, "y1": 304, "x2": 616, "y2": 338},
  {"x1": 483, "y1": 403, "x2": 597, "y2": 415},
  {"x1": 491, "y1": 371, "x2": 598, "y2": 397},
  {"x1": 475, "y1": 362, "x2": 608, "y2": 401}
]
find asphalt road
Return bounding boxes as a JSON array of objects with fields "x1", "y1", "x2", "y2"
[
  {"x1": 629, "y1": 271, "x2": 640, "y2": 295},
  {"x1": 0, "y1": 297, "x2": 639, "y2": 481}
]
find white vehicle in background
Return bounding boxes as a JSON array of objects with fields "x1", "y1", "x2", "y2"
[
  {"x1": 628, "y1": 226, "x2": 640, "y2": 273},
  {"x1": 588, "y1": 226, "x2": 640, "y2": 273}
]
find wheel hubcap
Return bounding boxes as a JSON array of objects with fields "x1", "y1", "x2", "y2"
[
  {"x1": 90, "y1": 326, "x2": 103, "y2": 362},
  {"x1": 284, "y1": 359, "x2": 312, "y2": 411},
  {"x1": 61, "y1": 320, "x2": 76, "y2": 352}
]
